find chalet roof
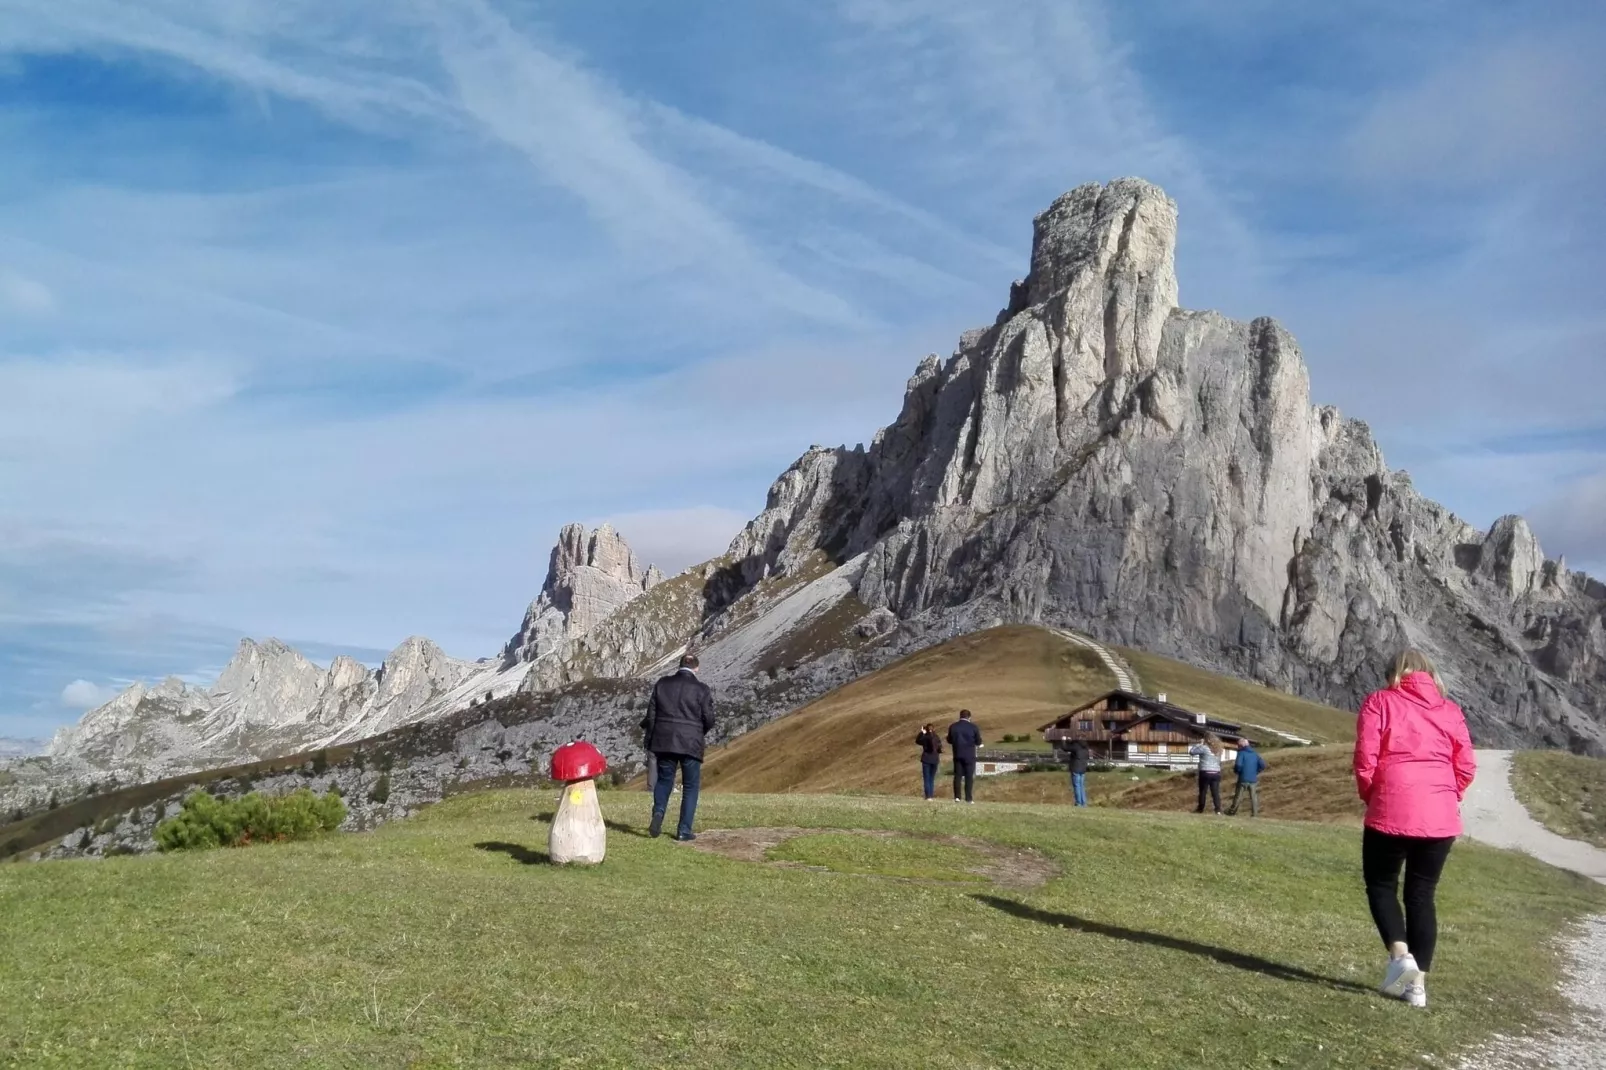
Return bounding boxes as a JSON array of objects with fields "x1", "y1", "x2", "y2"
[
  {"x1": 1119, "y1": 708, "x2": 1247, "y2": 739},
  {"x1": 1038, "y1": 690, "x2": 1245, "y2": 737}
]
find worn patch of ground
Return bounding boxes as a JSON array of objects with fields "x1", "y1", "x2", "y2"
[{"x1": 683, "y1": 825, "x2": 1060, "y2": 889}]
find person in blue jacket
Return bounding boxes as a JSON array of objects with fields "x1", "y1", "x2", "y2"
[{"x1": 1228, "y1": 737, "x2": 1267, "y2": 817}]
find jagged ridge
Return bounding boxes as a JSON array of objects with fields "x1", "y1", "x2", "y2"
[{"x1": 723, "y1": 178, "x2": 1606, "y2": 753}]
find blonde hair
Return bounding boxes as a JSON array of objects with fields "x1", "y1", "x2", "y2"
[
  {"x1": 1203, "y1": 732, "x2": 1224, "y2": 756},
  {"x1": 1389, "y1": 649, "x2": 1445, "y2": 693}
]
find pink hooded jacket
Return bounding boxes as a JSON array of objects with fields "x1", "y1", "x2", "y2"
[{"x1": 1354, "y1": 672, "x2": 1476, "y2": 838}]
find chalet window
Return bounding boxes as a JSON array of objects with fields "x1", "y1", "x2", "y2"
[
  {"x1": 1079, "y1": 720, "x2": 1093, "y2": 731},
  {"x1": 1103, "y1": 720, "x2": 1119, "y2": 730}
]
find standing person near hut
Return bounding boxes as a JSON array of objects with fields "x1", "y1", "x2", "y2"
[
  {"x1": 946, "y1": 710, "x2": 982, "y2": 804},
  {"x1": 1065, "y1": 737, "x2": 1090, "y2": 807},
  {"x1": 642, "y1": 652, "x2": 716, "y2": 842},
  {"x1": 1228, "y1": 738, "x2": 1266, "y2": 817},
  {"x1": 1354, "y1": 649, "x2": 1476, "y2": 1009},
  {"x1": 914, "y1": 723, "x2": 943, "y2": 801},
  {"x1": 1189, "y1": 733, "x2": 1224, "y2": 815}
]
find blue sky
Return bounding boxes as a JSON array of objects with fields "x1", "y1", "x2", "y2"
[{"x1": 3, "y1": 0, "x2": 1603, "y2": 739}]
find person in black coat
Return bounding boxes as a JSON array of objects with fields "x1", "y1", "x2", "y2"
[
  {"x1": 915, "y1": 723, "x2": 943, "y2": 801},
  {"x1": 946, "y1": 709, "x2": 983, "y2": 803},
  {"x1": 1065, "y1": 738, "x2": 1090, "y2": 807},
  {"x1": 640, "y1": 652, "x2": 715, "y2": 841}
]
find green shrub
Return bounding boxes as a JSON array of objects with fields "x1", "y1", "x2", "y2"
[
  {"x1": 77, "y1": 829, "x2": 92, "y2": 850},
  {"x1": 96, "y1": 815, "x2": 121, "y2": 836},
  {"x1": 153, "y1": 788, "x2": 346, "y2": 852},
  {"x1": 46, "y1": 792, "x2": 57, "y2": 810},
  {"x1": 153, "y1": 799, "x2": 166, "y2": 822},
  {"x1": 369, "y1": 774, "x2": 391, "y2": 805},
  {"x1": 312, "y1": 749, "x2": 329, "y2": 775}
]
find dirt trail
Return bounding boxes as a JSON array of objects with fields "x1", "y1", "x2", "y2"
[
  {"x1": 1457, "y1": 750, "x2": 1606, "y2": 1069},
  {"x1": 1462, "y1": 750, "x2": 1606, "y2": 885}
]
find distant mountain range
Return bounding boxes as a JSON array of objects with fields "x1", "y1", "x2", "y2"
[
  {"x1": 0, "y1": 738, "x2": 45, "y2": 760},
  {"x1": 41, "y1": 177, "x2": 1606, "y2": 790}
]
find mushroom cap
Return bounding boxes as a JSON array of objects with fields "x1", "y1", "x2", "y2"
[{"x1": 551, "y1": 740, "x2": 606, "y2": 782}]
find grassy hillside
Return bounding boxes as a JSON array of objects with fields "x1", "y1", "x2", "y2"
[
  {"x1": 701, "y1": 625, "x2": 1356, "y2": 799},
  {"x1": 1, "y1": 790, "x2": 1599, "y2": 1068},
  {"x1": 1511, "y1": 750, "x2": 1606, "y2": 848},
  {"x1": 1117, "y1": 646, "x2": 1359, "y2": 744},
  {"x1": 1108, "y1": 744, "x2": 1363, "y2": 822},
  {"x1": 701, "y1": 626, "x2": 1109, "y2": 795}
]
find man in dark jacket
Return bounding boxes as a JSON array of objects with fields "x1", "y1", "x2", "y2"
[
  {"x1": 946, "y1": 709, "x2": 982, "y2": 804},
  {"x1": 640, "y1": 652, "x2": 715, "y2": 840},
  {"x1": 1065, "y1": 738, "x2": 1090, "y2": 807},
  {"x1": 1228, "y1": 737, "x2": 1266, "y2": 817}
]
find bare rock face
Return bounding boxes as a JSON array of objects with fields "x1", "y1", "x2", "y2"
[
  {"x1": 502, "y1": 523, "x2": 663, "y2": 665},
  {"x1": 364, "y1": 636, "x2": 474, "y2": 735},
  {"x1": 47, "y1": 635, "x2": 484, "y2": 775},
  {"x1": 44, "y1": 524, "x2": 664, "y2": 779},
  {"x1": 722, "y1": 177, "x2": 1606, "y2": 754}
]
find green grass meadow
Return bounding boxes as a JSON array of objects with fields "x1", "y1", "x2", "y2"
[
  {"x1": 2, "y1": 790, "x2": 1601, "y2": 1069},
  {"x1": 1510, "y1": 749, "x2": 1606, "y2": 849}
]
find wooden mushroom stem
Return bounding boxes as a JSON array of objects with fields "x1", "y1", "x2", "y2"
[{"x1": 549, "y1": 777, "x2": 606, "y2": 864}]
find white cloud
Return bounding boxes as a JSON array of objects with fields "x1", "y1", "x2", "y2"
[
  {"x1": 1346, "y1": 34, "x2": 1606, "y2": 187},
  {"x1": 601, "y1": 506, "x2": 752, "y2": 577},
  {"x1": 0, "y1": 269, "x2": 56, "y2": 314},
  {"x1": 1529, "y1": 469, "x2": 1606, "y2": 573},
  {"x1": 59, "y1": 678, "x2": 118, "y2": 709},
  {"x1": 0, "y1": 356, "x2": 240, "y2": 460}
]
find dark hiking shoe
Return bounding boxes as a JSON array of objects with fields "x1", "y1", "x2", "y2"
[
  {"x1": 675, "y1": 832, "x2": 697, "y2": 842},
  {"x1": 648, "y1": 811, "x2": 664, "y2": 838}
]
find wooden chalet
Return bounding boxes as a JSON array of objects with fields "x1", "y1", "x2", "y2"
[{"x1": 1040, "y1": 690, "x2": 1253, "y2": 769}]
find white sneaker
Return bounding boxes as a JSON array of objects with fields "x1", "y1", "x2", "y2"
[
  {"x1": 1380, "y1": 955, "x2": 1421, "y2": 997},
  {"x1": 1403, "y1": 983, "x2": 1426, "y2": 1008}
]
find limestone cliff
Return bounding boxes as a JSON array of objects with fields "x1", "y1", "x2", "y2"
[
  {"x1": 726, "y1": 178, "x2": 1606, "y2": 753},
  {"x1": 502, "y1": 523, "x2": 663, "y2": 665}
]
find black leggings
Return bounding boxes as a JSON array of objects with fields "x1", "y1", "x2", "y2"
[
  {"x1": 1362, "y1": 827, "x2": 1455, "y2": 972},
  {"x1": 1195, "y1": 772, "x2": 1221, "y2": 813}
]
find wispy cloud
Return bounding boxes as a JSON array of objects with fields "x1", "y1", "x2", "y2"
[
  {"x1": 0, "y1": 268, "x2": 55, "y2": 315},
  {"x1": 1, "y1": 0, "x2": 1602, "y2": 734}
]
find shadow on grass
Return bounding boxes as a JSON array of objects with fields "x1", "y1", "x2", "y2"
[
  {"x1": 475, "y1": 840, "x2": 550, "y2": 865},
  {"x1": 973, "y1": 895, "x2": 1373, "y2": 994},
  {"x1": 527, "y1": 812, "x2": 651, "y2": 838}
]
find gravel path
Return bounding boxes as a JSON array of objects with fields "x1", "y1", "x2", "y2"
[
  {"x1": 1458, "y1": 749, "x2": 1606, "y2": 1068},
  {"x1": 1463, "y1": 750, "x2": 1606, "y2": 883}
]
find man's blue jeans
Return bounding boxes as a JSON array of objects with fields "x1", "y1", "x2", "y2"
[
  {"x1": 1070, "y1": 771, "x2": 1087, "y2": 807},
  {"x1": 652, "y1": 753, "x2": 701, "y2": 837},
  {"x1": 921, "y1": 761, "x2": 938, "y2": 799}
]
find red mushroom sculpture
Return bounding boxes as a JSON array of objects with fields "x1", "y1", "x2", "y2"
[{"x1": 549, "y1": 740, "x2": 607, "y2": 864}]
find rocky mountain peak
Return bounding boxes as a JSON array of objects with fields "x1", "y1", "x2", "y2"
[
  {"x1": 503, "y1": 523, "x2": 663, "y2": 665},
  {"x1": 725, "y1": 176, "x2": 1606, "y2": 754}
]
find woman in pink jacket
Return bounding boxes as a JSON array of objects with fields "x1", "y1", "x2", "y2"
[{"x1": 1354, "y1": 649, "x2": 1476, "y2": 1009}]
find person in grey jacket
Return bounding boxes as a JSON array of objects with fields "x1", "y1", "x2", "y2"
[
  {"x1": 1189, "y1": 734, "x2": 1224, "y2": 815},
  {"x1": 640, "y1": 653, "x2": 715, "y2": 841}
]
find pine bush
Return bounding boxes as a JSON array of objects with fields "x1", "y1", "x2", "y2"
[
  {"x1": 369, "y1": 774, "x2": 391, "y2": 805},
  {"x1": 153, "y1": 788, "x2": 346, "y2": 852}
]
